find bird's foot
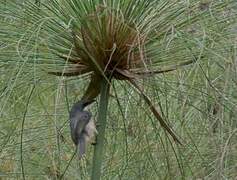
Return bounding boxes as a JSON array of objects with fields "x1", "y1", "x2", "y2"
[{"x1": 91, "y1": 142, "x2": 97, "y2": 146}]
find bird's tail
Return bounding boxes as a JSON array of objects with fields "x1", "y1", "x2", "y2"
[{"x1": 77, "y1": 138, "x2": 86, "y2": 158}]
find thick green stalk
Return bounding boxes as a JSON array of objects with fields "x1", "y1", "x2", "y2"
[{"x1": 91, "y1": 77, "x2": 110, "y2": 180}]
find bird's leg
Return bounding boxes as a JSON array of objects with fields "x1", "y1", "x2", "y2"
[
  {"x1": 95, "y1": 122, "x2": 100, "y2": 128},
  {"x1": 91, "y1": 136, "x2": 97, "y2": 146}
]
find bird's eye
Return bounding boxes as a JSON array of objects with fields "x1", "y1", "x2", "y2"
[{"x1": 82, "y1": 113, "x2": 90, "y2": 120}]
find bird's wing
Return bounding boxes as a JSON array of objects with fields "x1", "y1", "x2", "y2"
[
  {"x1": 70, "y1": 113, "x2": 90, "y2": 145},
  {"x1": 70, "y1": 112, "x2": 89, "y2": 145},
  {"x1": 78, "y1": 113, "x2": 90, "y2": 131},
  {"x1": 69, "y1": 116, "x2": 79, "y2": 145}
]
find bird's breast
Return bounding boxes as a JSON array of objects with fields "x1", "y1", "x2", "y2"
[{"x1": 84, "y1": 120, "x2": 97, "y2": 143}]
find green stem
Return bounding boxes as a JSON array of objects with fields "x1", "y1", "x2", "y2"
[{"x1": 91, "y1": 77, "x2": 110, "y2": 180}]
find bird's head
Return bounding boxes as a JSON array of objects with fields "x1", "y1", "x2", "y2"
[
  {"x1": 83, "y1": 99, "x2": 96, "y2": 109},
  {"x1": 80, "y1": 111, "x2": 92, "y2": 122},
  {"x1": 71, "y1": 99, "x2": 95, "y2": 113}
]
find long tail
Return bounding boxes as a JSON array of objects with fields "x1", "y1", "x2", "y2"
[{"x1": 77, "y1": 138, "x2": 86, "y2": 157}]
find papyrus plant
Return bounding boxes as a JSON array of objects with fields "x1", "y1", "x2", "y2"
[{"x1": 0, "y1": 0, "x2": 236, "y2": 179}]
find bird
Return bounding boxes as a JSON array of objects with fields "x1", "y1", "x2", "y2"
[{"x1": 69, "y1": 99, "x2": 97, "y2": 158}]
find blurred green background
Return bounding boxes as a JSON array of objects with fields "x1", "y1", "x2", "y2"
[{"x1": 0, "y1": 0, "x2": 237, "y2": 179}]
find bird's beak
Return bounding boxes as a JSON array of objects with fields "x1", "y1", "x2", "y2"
[{"x1": 84, "y1": 99, "x2": 96, "y2": 107}]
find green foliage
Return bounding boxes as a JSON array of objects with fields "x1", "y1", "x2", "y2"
[{"x1": 0, "y1": 0, "x2": 237, "y2": 179}]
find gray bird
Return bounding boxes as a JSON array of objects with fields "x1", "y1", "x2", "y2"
[{"x1": 69, "y1": 100, "x2": 97, "y2": 157}]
